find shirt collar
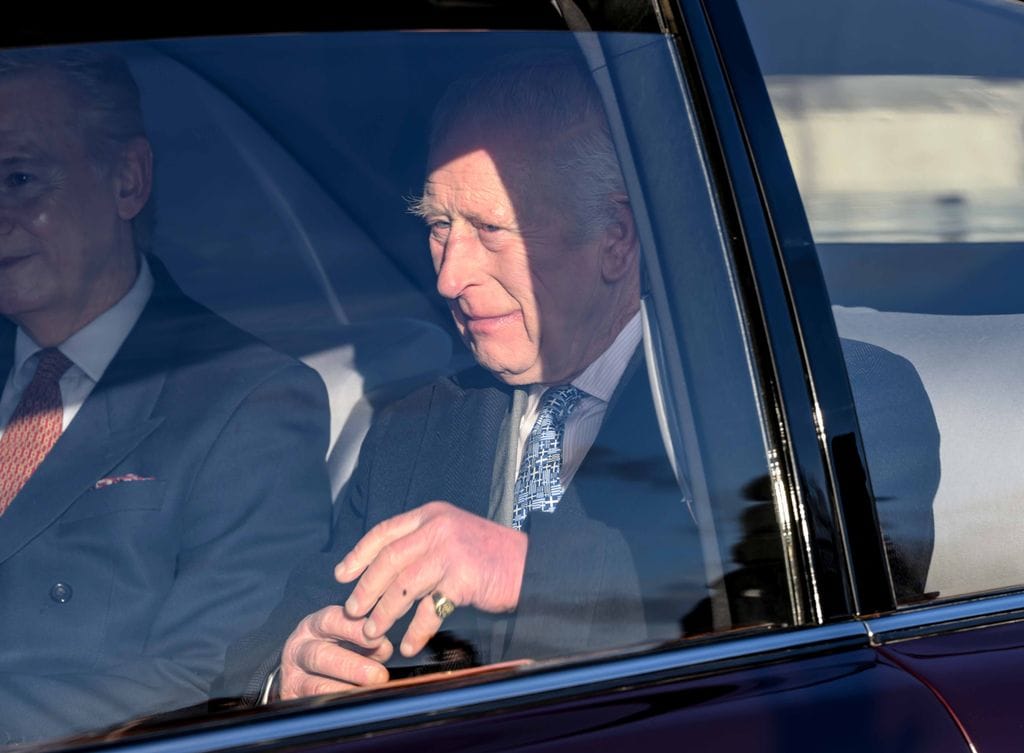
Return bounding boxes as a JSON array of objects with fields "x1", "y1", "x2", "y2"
[
  {"x1": 528, "y1": 310, "x2": 643, "y2": 404},
  {"x1": 572, "y1": 311, "x2": 642, "y2": 402},
  {"x1": 12, "y1": 256, "x2": 155, "y2": 384}
]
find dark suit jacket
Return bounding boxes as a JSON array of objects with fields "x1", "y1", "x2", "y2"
[
  {"x1": 219, "y1": 354, "x2": 702, "y2": 701},
  {"x1": 0, "y1": 259, "x2": 332, "y2": 742}
]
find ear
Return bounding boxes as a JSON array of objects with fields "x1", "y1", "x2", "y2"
[
  {"x1": 113, "y1": 137, "x2": 153, "y2": 222},
  {"x1": 600, "y1": 193, "x2": 639, "y2": 283}
]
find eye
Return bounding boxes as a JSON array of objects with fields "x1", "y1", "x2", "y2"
[
  {"x1": 427, "y1": 219, "x2": 451, "y2": 242},
  {"x1": 3, "y1": 172, "x2": 34, "y2": 189},
  {"x1": 479, "y1": 223, "x2": 502, "y2": 234}
]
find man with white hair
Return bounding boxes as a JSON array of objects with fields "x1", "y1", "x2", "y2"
[{"x1": 221, "y1": 50, "x2": 700, "y2": 702}]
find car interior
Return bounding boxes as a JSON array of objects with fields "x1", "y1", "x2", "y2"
[
  {"x1": 7, "y1": 2, "x2": 1023, "y2": 748},
  {"x1": 127, "y1": 36, "x2": 478, "y2": 502},
  {"x1": 744, "y1": 0, "x2": 1024, "y2": 602},
  {"x1": 127, "y1": 23, "x2": 1024, "y2": 609}
]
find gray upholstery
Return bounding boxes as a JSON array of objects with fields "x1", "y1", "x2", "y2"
[
  {"x1": 128, "y1": 48, "x2": 453, "y2": 500},
  {"x1": 834, "y1": 305, "x2": 1024, "y2": 597}
]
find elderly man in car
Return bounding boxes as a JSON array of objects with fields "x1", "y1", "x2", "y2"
[
  {"x1": 0, "y1": 49, "x2": 331, "y2": 740},
  {"x1": 220, "y1": 50, "x2": 702, "y2": 702}
]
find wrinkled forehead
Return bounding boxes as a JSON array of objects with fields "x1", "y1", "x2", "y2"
[
  {"x1": 427, "y1": 108, "x2": 607, "y2": 182},
  {"x1": 430, "y1": 117, "x2": 569, "y2": 194},
  {"x1": 426, "y1": 129, "x2": 563, "y2": 226}
]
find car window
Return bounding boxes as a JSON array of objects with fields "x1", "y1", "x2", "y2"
[
  {"x1": 739, "y1": 0, "x2": 1024, "y2": 602},
  {"x1": 0, "y1": 24, "x2": 800, "y2": 748}
]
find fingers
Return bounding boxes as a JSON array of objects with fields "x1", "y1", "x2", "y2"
[
  {"x1": 335, "y1": 505, "x2": 434, "y2": 583},
  {"x1": 361, "y1": 553, "x2": 446, "y2": 639},
  {"x1": 399, "y1": 594, "x2": 448, "y2": 657},
  {"x1": 282, "y1": 674, "x2": 364, "y2": 700},
  {"x1": 343, "y1": 530, "x2": 434, "y2": 619},
  {"x1": 306, "y1": 605, "x2": 394, "y2": 659},
  {"x1": 330, "y1": 501, "x2": 526, "y2": 662},
  {"x1": 279, "y1": 606, "x2": 394, "y2": 700}
]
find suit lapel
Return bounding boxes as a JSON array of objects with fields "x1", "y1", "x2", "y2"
[
  {"x1": 408, "y1": 370, "x2": 511, "y2": 520},
  {"x1": 404, "y1": 370, "x2": 511, "y2": 664},
  {"x1": 0, "y1": 268, "x2": 179, "y2": 565}
]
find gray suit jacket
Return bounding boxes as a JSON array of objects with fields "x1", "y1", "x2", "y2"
[{"x1": 0, "y1": 259, "x2": 332, "y2": 742}]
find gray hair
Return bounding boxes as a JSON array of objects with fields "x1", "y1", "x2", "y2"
[
  {"x1": 424, "y1": 50, "x2": 626, "y2": 243},
  {"x1": 0, "y1": 47, "x2": 154, "y2": 253}
]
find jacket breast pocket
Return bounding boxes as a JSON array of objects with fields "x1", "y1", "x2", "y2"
[{"x1": 60, "y1": 480, "x2": 167, "y2": 525}]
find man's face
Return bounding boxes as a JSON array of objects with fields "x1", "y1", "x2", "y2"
[
  {"x1": 420, "y1": 128, "x2": 630, "y2": 386},
  {"x1": 0, "y1": 73, "x2": 142, "y2": 342}
]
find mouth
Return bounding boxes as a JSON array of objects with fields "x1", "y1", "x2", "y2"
[{"x1": 452, "y1": 305, "x2": 521, "y2": 336}]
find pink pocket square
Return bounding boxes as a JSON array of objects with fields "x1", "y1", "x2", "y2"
[{"x1": 94, "y1": 473, "x2": 156, "y2": 489}]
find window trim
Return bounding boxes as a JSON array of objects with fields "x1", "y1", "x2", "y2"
[
  {"x1": 66, "y1": 588, "x2": 1024, "y2": 753},
  {"x1": 1, "y1": 13, "x2": 896, "y2": 748},
  {"x1": 669, "y1": 0, "x2": 897, "y2": 618},
  {"x1": 866, "y1": 590, "x2": 1024, "y2": 645},
  {"x1": 73, "y1": 623, "x2": 869, "y2": 753}
]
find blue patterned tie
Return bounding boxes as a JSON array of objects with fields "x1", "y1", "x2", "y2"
[{"x1": 511, "y1": 385, "x2": 585, "y2": 531}]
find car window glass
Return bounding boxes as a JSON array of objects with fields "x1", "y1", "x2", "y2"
[
  {"x1": 739, "y1": 0, "x2": 1024, "y2": 603},
  {"x1": 0, "y1": 29, "x2": 795, "y2": 747}
]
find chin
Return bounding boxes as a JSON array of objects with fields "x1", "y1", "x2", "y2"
[
  {"x1": 492, "y1": 371, "x2": 537, "y2": 387},
  {"x1": 473, "y1": 352, "x2": 538, "y2": 386}
]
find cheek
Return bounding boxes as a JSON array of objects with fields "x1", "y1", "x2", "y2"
[
  {"x1": 520, "y1": 260, "x2": 577, "y2": 325},
  {"x1": 500, "y1": 258, "x2": 539, "y2": 312},
  {"x1": 5, "y1": 198, "x2": 88, "y2": 258},
  {"x1": 27, "y1": 208, "x2": 53, "y2": 233},
  {"x1": 21, "y1": 209, "x2": 78, "y2": 266},
  {"x1": 0, "y1": 198, "x2": 50, "y2": 234}
]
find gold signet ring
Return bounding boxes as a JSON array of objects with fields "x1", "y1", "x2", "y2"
[{"x1": 432, "y1": 592, "x2": 456, "y2": 620}]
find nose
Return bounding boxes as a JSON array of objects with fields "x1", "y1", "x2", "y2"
[
  {"x1": 435, "y1": 225, "x2": 482, "y2": 300},
  {"x1": 0, "y1": 212, "x2": 14, "y2": 236}
]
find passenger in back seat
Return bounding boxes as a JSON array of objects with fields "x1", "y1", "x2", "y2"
[
  {"x1": 219, "y1": 49, "x2": 704, "y2": 704},
  {"x1": 217, "y1": 51, "x2": 941, "y2": 707},
  {"x1": 0, "y1": 48, "x2": 332, "y2": 741}
]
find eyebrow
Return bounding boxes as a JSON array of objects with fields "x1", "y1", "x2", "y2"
[
  {"x1": 406, "y1": 192, "x2": 438, "y2": 219},
  {"x1": 0, "y1": 150, "x2": 49, "y2": 168},
  {"x1": 408, "y1": 184, "x2": 520, "y2": 228}
]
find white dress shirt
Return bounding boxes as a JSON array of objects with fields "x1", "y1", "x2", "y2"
[
  {"x1": 516, "y1": 311, "x2": 643, "y2": 489},
  {"x1": 0, "y1": 257, "x2": 154, "y2": 441}
]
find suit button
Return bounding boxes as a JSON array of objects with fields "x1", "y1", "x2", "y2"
[{"x1": 50, "y1": 583, "x2": 73, "y2": 603}]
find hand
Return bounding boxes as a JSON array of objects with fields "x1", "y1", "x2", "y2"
[
  {"x1": 279, "y1": 605, "x2": 393, "y2": 700},
  {"x1": 335, "y1": 501, "x2": 528, "y2": 658}
]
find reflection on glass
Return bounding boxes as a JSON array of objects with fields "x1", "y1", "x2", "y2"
[
  {"x1": 743, "y1": 0, "x2": 1024, "y2": 604},
  {"x1": 0, "y1": 29, "x2": 790, "y2": 747},
  {"x1": 767, "y1": 75, "x2": 1024, "y2": 243}
]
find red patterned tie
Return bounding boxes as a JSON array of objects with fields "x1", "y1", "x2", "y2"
[{"x1": 0, "y1": 348, "x2": 73, "y2": 515}]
